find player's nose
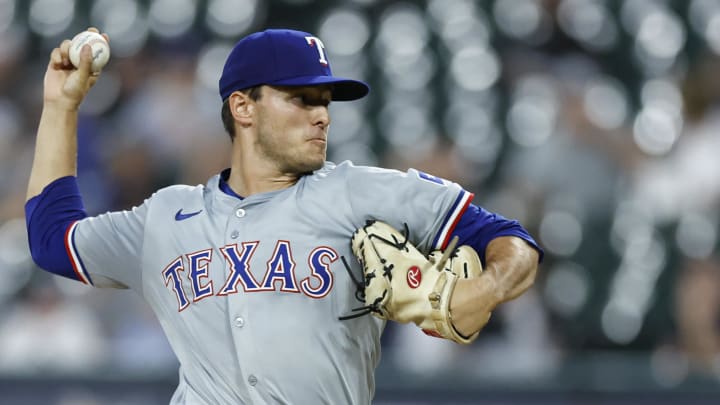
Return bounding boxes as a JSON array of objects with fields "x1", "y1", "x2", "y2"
[{"x1": 312, "y1": 105, "x2": 330, "y2": 131}]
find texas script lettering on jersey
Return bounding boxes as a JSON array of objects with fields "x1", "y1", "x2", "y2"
[{"x1": 161, "y1": 241, "x2": 338, "y2": 311}]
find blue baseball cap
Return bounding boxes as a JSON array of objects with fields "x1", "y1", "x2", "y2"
[{"x1": 219, "y1": 29, "x2": 370, "y2": 101}]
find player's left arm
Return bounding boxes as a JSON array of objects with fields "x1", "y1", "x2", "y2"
[
  {"x1": 442, "y1": 203, "x2": 543, "y2": 337},
  {"x1": 450, "y1": 236, "x2": 539, "y2": 337}
]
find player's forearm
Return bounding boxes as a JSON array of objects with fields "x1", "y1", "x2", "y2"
[
  {"x1": 26, "y1": 103, "x2": 79, "y2": 200},
  {"x1": 483, "y1": 236, "x2": 539, "y2": 302},
  {"x1": 449, "y1": 236, "x2": 539, "y2": 336}
]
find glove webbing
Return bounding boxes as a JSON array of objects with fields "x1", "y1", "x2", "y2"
[{"x1": 338, "y1": 222, "x2": 411, "y2": 321}]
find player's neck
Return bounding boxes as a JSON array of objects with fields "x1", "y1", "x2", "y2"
[{"x1": 226, "y1": 159, "x2": 300, "y2": 197}]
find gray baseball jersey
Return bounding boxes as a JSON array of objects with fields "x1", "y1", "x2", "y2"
[{"x1": 64, "y1": 161, "x2": 473, "y2": 404}]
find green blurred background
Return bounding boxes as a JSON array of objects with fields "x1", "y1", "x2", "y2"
[{"x1": 1, "y1": 0, "x2": 720, "y2": 403}]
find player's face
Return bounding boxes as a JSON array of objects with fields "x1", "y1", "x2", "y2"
[{"x1": 253, "y1": 85, "x2": 332, "y2": 174}]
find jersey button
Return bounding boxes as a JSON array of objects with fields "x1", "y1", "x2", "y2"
[
  {"x1": 230, "y1": 230, "x2": 239, "y2": 239},
  {"x1": 234, "y1": 316, "x2": 245, "y2": 328},
  {"x1": 235, "y1": 208, "x2": 246, "y2": 218},
  {"x1": 248, "y1": 375, "x2": 257, "y2": 386}
]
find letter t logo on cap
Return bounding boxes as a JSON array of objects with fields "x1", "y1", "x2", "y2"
[{"x1": 305, "y1": 36, "x2": 328, "y2": 66}]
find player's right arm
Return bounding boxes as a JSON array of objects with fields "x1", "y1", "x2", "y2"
[
  {"x1": 26, "y1": 28, "x2": 106, "y2": 199},
  {"x1": 25, "y1": 29, "x2": 129, "y2": 287}
]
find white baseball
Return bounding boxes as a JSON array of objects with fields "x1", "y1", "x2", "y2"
[{"x1": 69, "y1": 31, "x2": 110, "y2": 73}]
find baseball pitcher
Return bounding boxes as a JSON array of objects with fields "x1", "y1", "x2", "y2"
[{"x1": 25, "y1": 27, "x2": 542, "y2": 404}]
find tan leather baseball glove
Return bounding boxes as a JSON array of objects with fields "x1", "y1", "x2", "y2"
[{"x1": 339, "y1": 220, "x2": 487, "y2": 344}]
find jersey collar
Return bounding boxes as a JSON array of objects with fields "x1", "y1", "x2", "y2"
[{"x1": 218, "y1": 168, "x2": 244, "y2": 200}]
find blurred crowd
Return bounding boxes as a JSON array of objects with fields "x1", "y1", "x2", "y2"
[{"x1": 1, "y1": 0, "x2": 720, "y2": 396}]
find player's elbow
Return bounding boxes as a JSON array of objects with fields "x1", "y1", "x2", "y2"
[
  {"x1": 515, "y1": 246, "x2": 540, "y2": 298},
  {"x1": 29, "y1": 241, "x2": 64, "y2": 275},
  {"x1": 25, "y1": 178, "x2": 89, "y2": 280},
  {"x1": 27, "y1": 221, "x2": 78, "y2": 279},
  {"x1": 523, "y1": 260, "x2": 539, "y2": 290},
  {"x1": 526, "y1": 246, "x2": 540, "y2": 279}
]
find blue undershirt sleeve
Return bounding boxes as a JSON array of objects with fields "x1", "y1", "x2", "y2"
[
  {"x1": 25, "y1": 176, "x2": 88, "y2": 281},
  {"x1": 449, "y1": 203, "x2": 544, "y2": 265}
]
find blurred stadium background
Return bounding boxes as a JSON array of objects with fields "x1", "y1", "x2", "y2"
[{"x1": 1, "y1": 0, "x2": 720, "y2": 403}]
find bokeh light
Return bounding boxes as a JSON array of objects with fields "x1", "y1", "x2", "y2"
[
  {"x1": 675, "y1": 212, "x2": 717, "y2": 259},
  {"x1": 427, "y1": 0, "x2": 491, "y2": 51},
  {"x1": 318, "y1": 8, "x2": 370, "y2": 57},
  {"x1": 90, "y1": 0, "x2": 149, "y2": 58},
  {"x1": 28, "y1": 0, "x2": 74, "y2": 37},
  {"x1": 582, "y1": 75, "x2": 630, "y2": 130},
  {"x1": 543, "y1": 261, "x2": 590, "y2": 318},
  {"x1": 148, "y1": 0, "x2": 196, "y2": 39},
  {"x1": 539, "y1": 210, "x2": 583, "y2": 257},
  {"x1": 205, "y1": 0, "x2": 260, "y2": 38},
  {"x1": 506, "y1": 75, "x2": 558, "y2": 147},
  {"x1": 557, "y1": 0, "x2": 618, "y2": 51},
  {"x1": 493, "y1": 0, "x2": 552, "y2": 45},
  {"x1": 0, "y1": 0, "x2": 16, "y2": 33}
]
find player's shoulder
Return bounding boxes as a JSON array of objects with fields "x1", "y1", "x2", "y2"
[
  {"x1": 147, "y1": 183, "x2": 205, "y2": 203},
  {"x1": 319, "y1": 160, "x2": 449, "y2": 184},
  {"x1": 317, "y1": 160, "x2": 404, "y2": 178}
]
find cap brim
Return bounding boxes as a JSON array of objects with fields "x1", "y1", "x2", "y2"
[{"x1": 269, "y1": 75, "x2": 370, "y2": 101}]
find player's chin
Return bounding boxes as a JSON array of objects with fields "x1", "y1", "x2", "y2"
[
  {"x1": 308, "y1": 155, "x2": 326, "y2": 171},
  {"x1": 302, "y1": 153, "x2": 326, "y2": 172},
  {"x1": 289, "y1": 149, "x2": 324, "y2": 173},
  {"x1": 292, "y1": 160, "x2": 324, "y2": 175}
]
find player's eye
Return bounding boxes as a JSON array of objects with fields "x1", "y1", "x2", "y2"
[
  {"x1": 293, "y1": 95, "x2": 330, "y2": 108},
  {"x1": 291, "y1": 95, "x2": 307, "y2": 105},
  {"x1": 313, "y1": 98, "x2": 331, "y2": 108}
]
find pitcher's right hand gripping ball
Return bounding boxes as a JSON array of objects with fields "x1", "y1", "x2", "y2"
[
  {"x1": 69, "y1": 31, "x2": 110, "y2": 73},
  {"x1": 341, "y1": 221, "x2": 488, "y2": 344}
]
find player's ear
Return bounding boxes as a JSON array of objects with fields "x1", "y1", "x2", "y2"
[{"x1": 228, "y1": 91, "x2": 254, "y2": 128}]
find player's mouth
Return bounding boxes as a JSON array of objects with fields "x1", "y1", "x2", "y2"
[{"x1": 308, "y1": 137, "x2": 326, "y2": 144}]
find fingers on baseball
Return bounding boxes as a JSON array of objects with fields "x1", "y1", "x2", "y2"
[
  {"x1": 59, "y1": 39, "x2": 72, "y2": 66},
  {"x1": 76, "y1": 45, "x2": 94, "y2": 79},
  {"x1": 49, "y1": 48, "x2": 63, "y2": 68},
  {"x1": 86, "y1": 26, "x2": 111, "y2": 44},
  {"x1": 48, "y1": 28, "x2": 109, "y2": 82},
  {"x1": 50, "y1": 40, "x2": 73, "y2": 70}
]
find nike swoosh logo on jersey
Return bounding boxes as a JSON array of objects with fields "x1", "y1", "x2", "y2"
[{"x1": 175, "y1": 209, "x2": 203, "y2": 221}]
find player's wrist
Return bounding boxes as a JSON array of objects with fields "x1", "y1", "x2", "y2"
[
  {"x1": 43, "y1": 98, "x2": 81, "y2": 113},
  {"x1": 450, "y1": 277, "x2": 495, "y2": 336}
]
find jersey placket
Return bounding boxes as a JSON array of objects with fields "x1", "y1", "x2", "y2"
[{"x1": 224, "y1": 201, "x2": 266, "y2": 402}]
